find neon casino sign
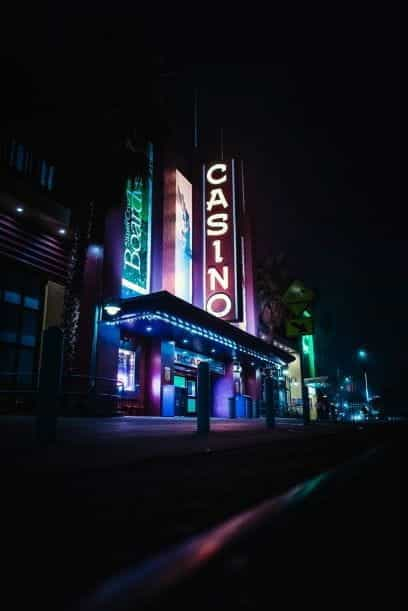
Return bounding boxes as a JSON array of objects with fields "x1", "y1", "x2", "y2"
[
  {"x1": 121, "y1": 144, "x2": 153, "y2": 297},
  {"x1": 203, "y1": 160, "x2": 242, "y2": 321}
]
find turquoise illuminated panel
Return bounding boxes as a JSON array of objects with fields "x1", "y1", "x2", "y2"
[
  {"x1": 174, "y1": 375, "x2": 186, "y2": 389},
  {"x1": 187, "y1": 398, "x2": 196, "y2": 413}
]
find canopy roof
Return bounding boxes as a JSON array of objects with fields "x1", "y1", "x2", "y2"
[{"x1": 103, "y1": 291, "x2": 295, "y2": 367}]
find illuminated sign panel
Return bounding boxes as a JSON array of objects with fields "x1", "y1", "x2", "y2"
[
  {"x1": 117, "y1": 348, "x2": 136, "y2": 391},
  {"x1": 203, "y1": 160, "x2": 242, "y2": 321},
  {"x1": 121, "y1": 143, "x2": 153, "y2": 298},
  {"x1": 175, "y1": 171, "x2": 193, "y2": 302}
]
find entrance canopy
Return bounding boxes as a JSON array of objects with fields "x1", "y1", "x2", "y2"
[{"x1": 103, "y1": 291, "x2": 294, "y2": 368}]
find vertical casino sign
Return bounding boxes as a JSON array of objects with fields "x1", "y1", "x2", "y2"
[{"x1": 203, "y1": 160, "x2": 243, "y2": 321}]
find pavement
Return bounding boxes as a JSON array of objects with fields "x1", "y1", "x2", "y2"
[
  {"x1": 1, "y1": 415, "x2": 404, "y2": 611},
  {"x1": 0, "y1": 415, "x2": 344, "y2": 472}
]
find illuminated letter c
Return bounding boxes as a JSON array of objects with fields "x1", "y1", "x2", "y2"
[{"x1": 207, "y1": 163, "x2": 227, "y2": 185}]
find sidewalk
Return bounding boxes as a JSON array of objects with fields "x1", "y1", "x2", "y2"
[{"x1": 0, "y1": 415, "x2": 341, "y2": 473}]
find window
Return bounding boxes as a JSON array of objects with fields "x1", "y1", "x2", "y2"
[
  {"x1": 0, "y1": 267, "x2": 43, "y2": 389},
  {"x1": 7, "y1": 139, "x2": 56, "y2": 188},
  {"x1": 21, "y1": 310, "x2": 39, "y2": 347},
  {"x1": 17, "y1": 349, "x2": 34, "y2": 386},
  {"x1": 4, "y1": 290, "x2": 21, "y2": 304},
  {"x1": 174, "y1": 375, "x2": 186, "y2": 389}
]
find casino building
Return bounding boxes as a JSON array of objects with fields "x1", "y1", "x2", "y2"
[
  {"x1": 77, "y1": 145, "x2": 297, "y2": 418},
  {"x1": 0, "y1": 122, "x2": 299, "y2": 418}
]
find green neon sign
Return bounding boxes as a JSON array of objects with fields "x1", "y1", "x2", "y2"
[
  {"x1": 121, "y1": 144, "x2": 153, "y2": 298},
  {"x1": 302, "y1": 334, "x2": 316, "y2": 378}
]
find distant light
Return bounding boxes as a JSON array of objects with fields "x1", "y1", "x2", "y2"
[
  {"x1": 58, "y1": 228, "x2": 66, "y2": 235},
  {"x1": 16, "y1": 206, "x2": 24, "y2": 213},
  {"x1": 146, "y1": 326, "x2": 152, "y2": 332},
  {"x1": 211, "y1": 348, "x2": 216, "y2": 353},
  {"x1": 251, "y1": 361, "x2": 255, "y2": 366},
  {"x1": 183, "y1": 338, "x2": 189, "y2": 344},
  {"x1": 89, "y1": 244, "x2": 102, "y2": 256},
  {"x1": 104, "y1": 304, "x2": 121, "y2": 316},
  {"x1": 358, "y1": 349, "x2": 367, "y2": 359}
]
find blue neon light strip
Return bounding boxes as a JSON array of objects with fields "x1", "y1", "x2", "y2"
[{"x1": 106, "y1": 311, "x2": 285, "y2": 365}]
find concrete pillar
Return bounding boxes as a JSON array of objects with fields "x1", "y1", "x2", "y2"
[
  {"x1": 265, "y1": 376, "x2": 275, "y2": 429},
  {"x1": 75, "y1": 245, "x2": 104, "y2": 388},
  {"x1": 94, "y1": 321, "x2": 120, "y2": 403},
  {"x1": 197, "y1": 361, "x2": 210, "y2": 435},
  {"x1": 36, "y1": 326, "x2": 63, "y2": 445}
]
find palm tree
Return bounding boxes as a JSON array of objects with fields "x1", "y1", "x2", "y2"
[{"x1": 256, "y1": 253, "x2": 291, "y2": 342}]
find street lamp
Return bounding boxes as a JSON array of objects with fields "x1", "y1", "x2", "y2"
[{"x1": 357, "y1": 348, "x2": 369, "y2": 407}]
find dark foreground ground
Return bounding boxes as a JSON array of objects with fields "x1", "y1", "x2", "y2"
[{"x1": 1, "y1": 417, "x2": 406, "y2": 610}]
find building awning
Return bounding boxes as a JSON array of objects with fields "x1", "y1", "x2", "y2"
[{"x1": 102, "y1": 291, "x2": 294, "y2": 367}]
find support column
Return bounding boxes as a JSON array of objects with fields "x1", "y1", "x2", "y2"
[
  {"x1": 161, "y1": 341, "x2": 175, "y2": 417},
  {"x1": 94, "y1": 321, "x2": 120, "y2": 407},
  {"x1": 36, "y1": 327, "x2": 63, "y2": 445},
  {"x1": 265, "y1": 375, "x2": 275, "y2": 429},
  {"x1": 75, "y1": 245, "x2": 104, "y2": 388},
  {"x1": 197, "y1": 361, "x2": 210, "y2": 435}
]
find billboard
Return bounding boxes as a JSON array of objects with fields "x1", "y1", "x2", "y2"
[
  {"x1": 203, "y1": 159, "x2": 242, "y2": 321},
  {"x1": 121, "y1": 143, "x2": 153, "y2": 298},
  {"x1": 175, "y1": 170, "x2": 193, "y2": 302}
]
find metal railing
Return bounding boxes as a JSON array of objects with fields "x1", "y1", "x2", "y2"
[{"x1": 0, "y1": 372, "x2": 125, "y2": 413}]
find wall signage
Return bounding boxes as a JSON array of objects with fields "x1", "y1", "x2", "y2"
[
  {"x1": 175, "y1": 170, "x2": 193, "y2": 302},
  {"x1": 121, "y1": 143, "x2": 153, "y2": 298},
  {"x1": 203, "y1": 160, "x2": 242, "y2": 321}
]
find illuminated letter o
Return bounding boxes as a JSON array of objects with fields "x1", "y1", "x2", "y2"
[{"x1": 207, "y1": 293, "x2": 232, "y2": 318}]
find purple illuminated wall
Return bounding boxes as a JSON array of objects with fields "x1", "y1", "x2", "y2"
[
  {"x1": 144, "y1": 339, "x2": 162, "y2": 416},
  {"x1": 212, "y1": 362, "x2": 234, "y2": 418}
]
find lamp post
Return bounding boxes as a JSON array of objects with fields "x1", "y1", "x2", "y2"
[{"x1": 357, "y1": 349, "x2": 370, "y2": 416}]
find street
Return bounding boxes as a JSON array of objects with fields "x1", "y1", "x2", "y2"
[{"x1": 1, "y1": 417, "x2": 405, "y2": 610}]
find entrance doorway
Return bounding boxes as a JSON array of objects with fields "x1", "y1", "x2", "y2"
[{"x1": 174, "y1": 369, "x2": 197, "y2": 416}]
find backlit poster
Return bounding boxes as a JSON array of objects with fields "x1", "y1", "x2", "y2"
[
  {"x1": 175, "y1": 170, "x2": 192, "y2": 302},
  {"x1": 117, "y1": 348, "x2": 136, "y2": 391}
]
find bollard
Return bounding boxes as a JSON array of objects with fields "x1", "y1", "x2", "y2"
[
  {"x1": 265, "y1": 377, "x2": 275, "y2": 428},
  {"x1": 197, "y1": 361, "x2": 210, "y2": 436},
  {"x1": 36, "y1": 326, "x2": 63, "y2": 445}
]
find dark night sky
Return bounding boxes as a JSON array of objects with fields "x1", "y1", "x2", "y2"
[{"x1": 2, "y1": 5, "x2": 406, "y2": 397}]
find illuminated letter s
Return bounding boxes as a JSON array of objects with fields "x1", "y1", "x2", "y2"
[{"x1": 207, "y1": 213, "x2": 228, "y2": 236}]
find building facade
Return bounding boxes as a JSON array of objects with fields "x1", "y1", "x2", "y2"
[
  {"x1": 0, "y1": 137, "x2": 70, "y2": 409},
  {"x1": 70, "y1": 141, "x2": 296, "y2": 417},
  {"x1": 1, "y1": 124, "x2": 298, "y2": 418}
]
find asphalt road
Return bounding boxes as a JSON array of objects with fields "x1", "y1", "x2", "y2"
[{"x1": 1, "y1": 419, "x2": 404, "y2": 610}]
